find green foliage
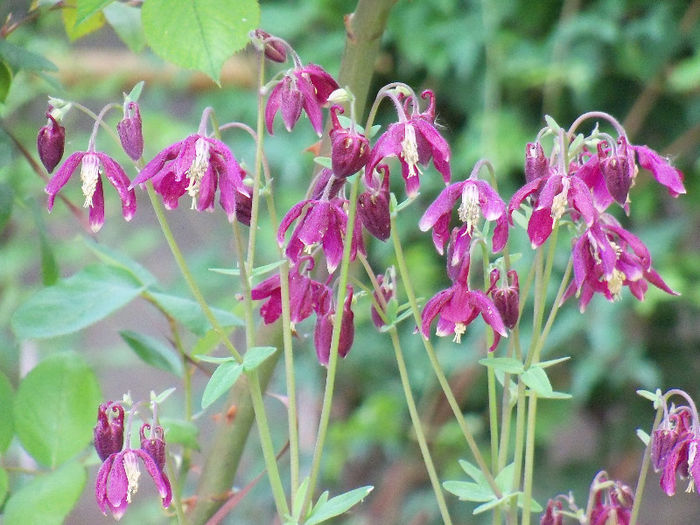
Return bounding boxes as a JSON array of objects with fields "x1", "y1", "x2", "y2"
[
  {"x1": 201, "y1": 360, "x2": 243, "y2": 409},
  {"x1": 0, "y1": 370, "x2": 14, "y2": 453},
  {"x1": 119, "y1": 330, "x2": 184, "y2": 376}
]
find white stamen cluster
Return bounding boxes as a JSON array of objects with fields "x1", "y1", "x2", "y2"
[
  {"x1": 80, "y1": 154, "x2": 100, "y2": 208},
  {"x1": 458, "y1": 183, "x2": 481, "y2": 233},
  {"x1": 550, "y1": 177, "x2": 570, "y2": 221},
  {"x1": 453, "y1": 322, "x2": 466, "y2": 343},
  {"x1": 608, "y1": 268, "x2": 625, "y2": 298},
  {"x1": 123, "y1": 451, "x2": 141, "y2": 504},
  {"x1": 187, "y1": 138, "x2": 210, "y2": 208},
  {"x1": 400, "y1": 124, "x2": 421, "y2": 179}
]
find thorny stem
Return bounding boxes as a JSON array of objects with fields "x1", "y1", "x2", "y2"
[{"x1": 629, "y1": 403, "x2": 664, "y2": 525}]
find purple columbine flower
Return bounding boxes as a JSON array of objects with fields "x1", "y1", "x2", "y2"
[
  {"x1": 525, "y1": 142, "x2": 549, "y2": 184},
  {"x1": 587, "y1": 472, "x2": 633, "y2": 525},
  {"x1": 562, "y1": 213, "x2": 678, "y2": 312},
  {"x1": 46, "y1": 150, "x2": 136, "y2": 232},
  {"x1": 94, "y1": 402, "x2": 125, "y2": 462},
  {"x1": 37, "y1": 110, "x2": 65, "y2": 173},
  {"x1": 421, "y1": 280, "x2": 507, "y2": 351},
  {"x1": 314, "y1": 286, "x2": 355, "y2": 366},
  {"x1": 652, "y1": 406, "x2": 692, "y2": 473},
  {"x1": 358, "y1": 164, "x2": 391, "y2": 241},
  {"x1": 539, "y1": 499, "x2": 563, "y2": 525},
  {"x1": 252, "y1": 29, "x2": 287, "y2": 63},
  {"x1": 265, "y1": 63, "x2": 338, "y2": 136},
  {"x1": 140, "y1": 423, "x2": 166, "y2": 472},
  {"x1": 419, "y1": 165, "x2": 508, "y2": 254},
  {"x1": 130, "y1": 134, "x2": 247, "y2": 221},
  {"x1": 598, "y1": 137, "x2": 635, "y2": 207},
  {"x1": 329, "y1": 105, "x2": 370, "y2": 178},
  {"x1": 117, "y1": 101, "x2": 144, "y2": 161},
  {"x1": 251, "y1": 256, "x2": 328, "y2": 328},
  {"x1": 632, "y1": 143, "x2": 686, "y2": 197},
  {"x1": 365, "y1": 89, "x2": 451, "y2": 198},
  {"x1": 488, "y1": 268, "x2": 520, "y2": 330}
]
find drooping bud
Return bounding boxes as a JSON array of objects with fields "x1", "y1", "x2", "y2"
[
  {"x1": 234, "y1": 184, "x2": 253, "y2": 226},
  {"x1": 329, "y1": 105, "x2": 370, "y2": 178},
  {"x1": 489, "y1": 268, "x2": 520, "y2": 330},
  {"x1": 525, "y1": 142, "x2": 548, "y2": 184},
  {"x1": 314, "y1": 286, "x2": 355, "y2": 366},
  {"x1": 539, "y1": 499, "x2": 563, "y2": 525},
  {"x1": 117, "y1": 101, "x2": 144, "y2": 161},
  {"x1": 371, "y1": 267, "x2": 396, "y2": 330},
  {"x1": 37, "y1": 112, "x2": 65, "y2": 173},
  {"x1": 140, "y1": 423, "x2": 167, "y2": 472},
  {"x1": 252, "y1": 29, "x2": 287, "y2": 63},
  {"x1": 358, "y1": 164, "x2": 391, "y2": 241},
  {"x1": 598, "y1": 138, "x2": 634, "y2": 206},
  {"x1": 94, "y1": 402, "x2": 125, "y2": 461}
]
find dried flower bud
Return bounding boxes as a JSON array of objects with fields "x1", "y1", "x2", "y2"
[
  {"x1": 358, "y1": 165, "x2": 391, "y2": 241},
  {"x1": 489, "y1": 269, "x2": 520, "y2": 330},
  {"x1": 253, "y1": 29, "x2": 287, "y2": 63},
  {"x1": 329, "y1": 105, "x2": 370, "y2": 178},
  {"x1": 525, "y1": 142, "x2": 548, "y2": 184},
  {"x1": 140, "y1": 423, "x2": 167, "y2": 471},
  {"x1": 94, "y1": 402, "x2": 125, "y2": 461},
  {"x1": 117, "y1": 101, "x2": 144, "y2": 161},
  {"x1": 37, "y1": 112, "x2": 65, "y2": 173}
]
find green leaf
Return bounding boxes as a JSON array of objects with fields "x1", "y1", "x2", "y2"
[
  {"x1": 120, "y1": 330, "x2": 183, "y2": 376},
  {"x1": 0, "y1": 370, "x2": 14, "y2": 453},
  {"x1": 473, "y1": 494, "x2": 514, "y2": 515},
  {"x1": 313, "y1": 156, "x2": 332, "y2": 169},
  {"x1": 521, "y1": 367, "x2": 554, "y2": 396},
  {"x1": 11, "y1": 265, "x2": 145, "y2": 340},
  {"x1": 152, "y1": 387, "x2": 176, "y2": 404},
  {"x1": 537, "y1": 356, "x2": 571, "y2": 369},
  {"x1": 544, "y1": 115, "x2": 560, "y2": 133},
  {"x1": 4, "y1": 461, "x2": 86, "y2": 525},
  {"x1": 126, "y1": 81, "x2": 145, "y2": 103},
  {"x1": 201, "y1": 361, "x2": 243, "y2": 409},
  {"x1": 160, "y1": 417, "x2": 200, "y2": 450},
  {"x1": 442, "y1": 481, "x2": 494, "y2": 502},
  {"x1": 141, "y1": 0, "x2": 260, "y2": 82},
  {"x1": 149, "y1": 291, "x2": 243, "y2": 336},
  {"x1": 0, "y1": 60, "x2": 11, "y2": 103},
  {"x1": 195, "y1": 354, "x2": 237, "y2": 364},
  {"x1": 0, "y1": 467, "x2": 7, "y2": 507},
  {"x1": 292, "y1": 477, "x2": 311, "y2": 518},
  {"x1": 478, "y1": 357, "x2": 524, "y2": 374},
  {"x1": 0, "y1": 40, "x2": 58, "y2": 72},
  {"x1": 83, "y1": 237, "x2": 158, "y2": 287},
  {"x1": 0, "y1": 182, "x2": 13, "y2": 233},
  {"x1": 304, "y1": 486, "x2": 373, "y2": 525},
  {"x1": 210, "y1": 259, "x2": 286, "y2": 278},
  {"x1": 458, "y1": 459, "x2": 486, "y2": 483},
  {"x1": 62, "y1": 1, "x2": 106, "y2": 40},
  {"x1": 104, "y1": 2, "x2": 146, "y2": 53},
  {"x1": 14, "y1": 353, "x2": 101, "y2": 468},
  {"x1": 76, "y1": 0, "x2": 114, "y2": 25},
  {"x1": 243, "y1": 346, "x2": 277, "y2": 371}
]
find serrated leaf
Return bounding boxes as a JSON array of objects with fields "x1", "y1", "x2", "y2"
[
  {"x1": 149, "y1": 291, "x2": 243, "y2": 336},
  {"x1": 4, "y1": 461, "x2": 86, "y2": 525},
  {"x1": 521, "y1": 367, "x2": 554, "y2": 397},
  {"x1": 14, "y1": 352, "x2": 101, "y2": 468},
  {"x1": 12, "y1": 265, "x2": 145, "y2": 340},
  {"x1": 76, "y1": 0, "x2": 114, "y2": 24},
  {"x1": 62, "y1": 1, "x2": 106, "y2": 40},
  {"x1": 304, "y1": 486, "x2": 373, "y2": 525},
  {"x1": 243, "y1": 346, "x2": 277, "y2": 371},
  {"x1": 478, "y1": 357, "x2": 524, "y2": 374},
  {"x1": 160, "y1": 417, "x2": 200, "y2": 450},
  {"x1": 201, "y1": 361, "x2": 243, "y2": 409},
  {"x1": 0, "y1": 40, "x2": 58, "y2": 72},
  {"x1": 120, "y1": 330, "x2": 183, "y2": 376},
  {"x1": 0, "y1": 371, "x2": 14, "y2": 453},
  {"x1": 104, "y1": 2, "x2": 146, "y2": 53},
  {"x1": 442, "y1": 481, "x2": 494, "y2": 502},
  {"x1": 83, "y1": 237, "x2": 157, "y2": 287},
  {"x1": 0, "y1": 60, "x2": 11, "y2": 103},
  {"x1": 141, "y1": 0, "x2": 260, "y2": 82}
]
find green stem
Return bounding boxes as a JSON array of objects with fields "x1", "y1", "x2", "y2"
[
  {"x1": 389, "y1": 328, "x2": 454, "y2": 525},
  {"x1": 390, "y1": 213, "x2": 502, "y2": 498},
  {"x1": 629, "y1": 404, "x2": 664, "y2": 525},
  {"x1": 508, "y1": 379, "x2": 527, "y2": 523},
  {"x1": 521, "y1": 392, "x2": 538, "y2": 525},
  {"x1": 166, "y1": 451, "x2": 186, "y2": 524},
  {"x1": 246, "y1": 51, "x2": 266, "y2": 275}
]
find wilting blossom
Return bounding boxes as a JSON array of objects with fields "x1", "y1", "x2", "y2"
[
  {"x1": 370, "y1": 267, "x2": 396, "y2": 330},
  {"x1": 278, "y1": 197, "x2": 364, "y2": 274},
  {"x1": 94, "y1": 402, "x2": 125, "y2": 462},
  {"x1": 358, "y1": 164, "x2": 391, "y2": 241},
  {"x1": 37, "y1": 111, "x2": 65, "y2": 173},
  {"x1": 329, "y1": 105, "x2": 370, "y2": 178},
  {"x1": 563, "y1": 213, "x2": 678, "y2": 312},
  {"x1": 419, "y1": 166, "x2": 508, "y2": 254},
  {"x1": 421, "y1": 280, "x2": 507, "y2": 351},
  {"x1": 488, "y1": 268, "x2": 520, "y2": 330},
  {"x1": 251, "y1": 256, "x2": 328, "y2": 327},
  {"x1": 365, "y1": 89, "x2": 450, "y2": 197},
  {"x1": 117, "y1": 101, "x2": 144, "y2": 161},
  {"x1": 314, "y1": 286, "x2": 355, "y2": 366},
  {"x1": 130, "y1": 134, "x2": 248, "y2": 221},
  {"x1": 587, "y1": 472, "x2": 633, "y2": 525},
  {"x1": 265, "y1": 63, "x2": 338, "y2": 136},
  {"x1": 46, "y1": 150, "x2": 136, "y2": 232}
]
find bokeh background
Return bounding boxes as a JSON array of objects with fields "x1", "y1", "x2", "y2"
[{"x1": 0, "y1": 0, "x2": 698, "y2": 523}]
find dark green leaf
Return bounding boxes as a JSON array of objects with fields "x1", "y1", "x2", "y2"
[
  {"x1": 201, "y1": 361, "x2": 243, "y2": 409},
  {"x1": 478, "y1": 357, "x2": 524, "y2": 374},
  {"x1": 11, "y1": 265, "x2": 145, "y2": 339},
  {"x1": 305, "y1": 486, "x2": 373, "y2": 525},
  {"x1": 0, "y1": 40, "x2": 58, "y2": 72},
  {"x1": 120, "y1": 330, "x2": 183, "y2": 376},
  {"x1": 141, "y1": 0, "x2": 260, "y2": 82},
  {"x1": 0, "y1": 60, "x2": 11, "y2": 103},
  {"x1": 149, "y1": 291, "x2": 243, "y2": 336},
  {"x1": 243, "y1": 346, "x2": 277, "y2": 371},
  {"x1": 14, "y1": 352, "x2": 101, "y2": 467},
  {"x1": 83, "y1": 237, "x2": 158, "y2": 287},
  {"x1": 4, "y1": 461, "x2": 86, "y2": 525},
  {"x1": 160, "y1": 417, "x2": 200, "y2": 450},
  {"x1": 0, "y1": 371, "x2": 14, "y2": 453}
]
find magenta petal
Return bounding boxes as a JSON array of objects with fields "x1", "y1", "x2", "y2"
[
  {"x1": 298, "y1": 75, "x2": 324, "y2": 136},
  {"x1": 280, "y1": 76, "x2": 304, "y2": 132},
  {"x1": 431, "y1": 214, "x2": 451, "y2": 255},
  {"x1": 278, "y1": 200, "x2": 310, "y2": 245},
  {"x1": 644, "y1": 268, "x2": 680, "y2": 296},
  {"x1": 468, "y1": 289, "x2": 507, "y2": 338},
  {"x1": 196, "y1": 164, "x2": 217, "y2": 212},
  {"x1": 413, "y1": 118, "x2": 451, "y2": 183},
  {"x1": 492, "y1": 215, "x2": 509, "y2": 253},
  {"x1": 264, "y1": 82, "x2": 283, "y2": 135},
  {"x1": 89, "y1": 177, "x2": 105, "y2": 232},
  {"x1": 634, "y1": 145, "x2": 686, "y2": 197},
  {"x1": 364, "y1": 123, "x2": 404, "y2": 183},
  {"x1": 46, "y1": 151, "x2": 85, "y2": 210},
  {"x1": 507, "y1": 178, "x2": 543, "y2": 222},
  {"x1": 527, "y1": 208, "x2": 553, "y2": 247},
  {"x1": 135, "y1": 449, "x2": 172, "y2": 508},
  {"x1": 322, "y1": 212, "x2": 344, "y2": 273},
  {"x1": 96, "y1": 454, "x2": 115, "y2": 515},
  {"x1": 569, "y1": 176, "x2": 595, "y2": 226},
  {"x1": 105, "y1": 452, "x2": 129, "y2": 510},
  {"x1": 421, "y1": 289, "x2": 452, "y2": 338},
  {"x1": 98, "y1": 153, "x2": 137, "y2": 221},
  {"x1": 418, "y1": 182, "x2": 463, "y2": 231},
  {"x1": 131, "y1": 141, "x2": 182, "y2": 187}
]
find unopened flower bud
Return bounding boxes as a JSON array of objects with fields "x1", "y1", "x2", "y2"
[
  {"x1": 358, "y1": 165, "x2": 391, "y2": 241},
  {"x1": 314, "y1": 286, "x2": 355, "y2": 366},
  {"x1": 37, "y1": 112, "x2": 65, "y2": 173},
  {"x1": 253, "y1": 29, "x2": 287, "y2": 63},
  {"x1": 525, "y1": 142, "x2": 549, "y2": 184},
  {"x1": 489, "y1": 268, "x2": 520, "y2": 330},
  {"x1": 371, "y1": 267, "x2": 396, "y2": 329},
  {"x1": 540, "y1": 499, "x2": 563, "y2": 525},
  {"x1": 117, "y1": 101, "x2": 144, "y2": 161},
  {"x1": 329, "y1": 105, "x2": 370, "y2": 178},
  {"x1": 598, "y1": 137, "x2": 635, "y2": 206},
  {"x1": 94, "y1": 402, "x2": 125, "y2": 461},
  {"x1": 140, "y1": 423, "x2": 167, "y2": 471}
]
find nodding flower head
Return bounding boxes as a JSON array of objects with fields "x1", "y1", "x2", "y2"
[
  {"x1": 252, "y1": 29, "x2": 287, "y2": 63},
  {"x1": 329, "y1": 105, "x2": 370, "y2": 178},
  {"x1": 94, "y1": 402, "x2": 125, "y2": 462},
  {"x1": 488, "y1": 268, "x2": 520, "y2": 330},
  {"x1": 140, "y1": 423, "x2": 166, "y2": 472},
  {"x1": 314, "y1": 286, "x2": 355, "y2": 366},
  {"x1": 117, "y1": 101, "x2": 144, "y2": 161},
  {"x1": 37, "y1": 111, "x2": 65, "y2": 173},
  {"x1": 358, "y1": 164, "x2": 391, "y2": 241}
]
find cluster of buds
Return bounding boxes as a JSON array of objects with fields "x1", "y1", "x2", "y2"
[
  {"x1": 540, "y1": 471, "x2": 634, "y2": 525},
  {"x1": 93, "y1": 401, "x2": 171, "y2": 520}
]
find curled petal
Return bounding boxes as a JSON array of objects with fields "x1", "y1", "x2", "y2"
[
  {"x1": 420, "y1": 289, "x2": 452, "y2": 338},
  {"x1": 633, "y1": 145, "x2": 686, "y2": 197},
  {"x1": 46, "y1": 151, "x2": 85, "y2": 210}
]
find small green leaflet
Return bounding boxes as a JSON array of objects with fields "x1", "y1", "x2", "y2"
[{"x1": 201, "y1": 361, "x2": 243, "y2": 409}]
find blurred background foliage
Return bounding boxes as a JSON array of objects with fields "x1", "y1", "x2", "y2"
[{"x1": 0, "y1": 0, "x2": 698, "y2": 523}]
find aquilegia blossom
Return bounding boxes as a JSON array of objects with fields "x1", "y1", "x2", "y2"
[
  {"x1": 131, "y1": 134, "x2": 247, "y2": 221},
  {"x1": 46, "y1": 150, "x2": 136, "y2": 232},
  {"x1": 117, "y1": 101, "x2": 144, "y2": 161},
  {"x1": 94, "y1": 402, "x2": 125, "y2": 462},
  {"x1": 329, "y1": 105, "x2": 370, "y2": 178},
  {"x1": 358, "y1": 164, "x2": 391, "y2": 241},
  {"x1": 314, "y1": 286, "x2": 355, "y2": 366},
  {"x1": 37, "y1": 110, "x2": 65, "y2": 173}
]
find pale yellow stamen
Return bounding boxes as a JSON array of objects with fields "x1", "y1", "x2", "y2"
[
  {"x1": 187, "y1": 138, "x2": 210, "y2": 208},
  {"x1": 123, "y1": 451, "x2": 141, "y2": 503},
  {"x1": 550, "y1": 177, "x2": 570, "y2": 221},
  {"x1": 400, "y1": 124, "x2": 421, "y2": 179},
  {"x1": 608, "y1": 268, "x2": 625, "y2": 299},
  {"x1": 453, "y1": 322, "x2": 466, "y2": 343},
  {"x1": 458, "y1": 183, "x2": 481, "y2": 234},
  {"x1": 80, "y1": 154, "x2": 100, "y2": 208}
]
